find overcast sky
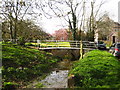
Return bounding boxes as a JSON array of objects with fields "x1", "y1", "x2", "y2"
[
  {"x1": 39, "y1": 0, "x2": 120, "y2": 34},
  {"x1": 1, "y1": 0, "x2": 119, "y2": 34}
]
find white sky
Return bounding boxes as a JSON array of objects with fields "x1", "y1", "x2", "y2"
[
  {"x1": 40, "y1": 0, "x2": 120, "y2": 34},
  {"x1": 1, "y1": 0, "x2": 119, "y2": 34}
]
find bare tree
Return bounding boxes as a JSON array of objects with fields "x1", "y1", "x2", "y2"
[
  {"x1": 96, "y1": 14, "x2": 114, "y2": 40},
  {"x1": 1, "y1": 0, "x2": 32, "y2": 43},
  {"x1": 37, "y1": 0, "x2": 106, "y2": 59},
  {"x1": 38, "y1": 0, "x2": 84, "y2": 40},
  {"x1": 2, "y1": 19, "x2": 50, "y2": 45},
  {"x1": 87, "y1": 0, "x2": 106, "y2": 42}
]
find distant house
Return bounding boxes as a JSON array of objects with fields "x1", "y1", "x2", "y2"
[
  {"x1": 52, "y1": 29, "x2": 68, "y2": 40},
  {"x1": 94, "y1": 15, "x2": 120, "y2": 43},
  {"x1": 94, "y1": 21, "x2": 120, "y2": 43},
  {"x1": 108, "y1": 22, "x2": 120, "y2": 43}
]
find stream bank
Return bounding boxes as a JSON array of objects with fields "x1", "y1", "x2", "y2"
[
  {"x1": 40, "y1": 59, "x2": 74, "y2": 88},
  {"x1": 27, "y1": 59, "x2": 74, "y2": 88}
]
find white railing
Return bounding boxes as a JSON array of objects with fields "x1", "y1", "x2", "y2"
[
  {"x1": 3, "y1": 39, "x2": 97, "y2": 49},
  {"x1": 34, "y1": 40, "x2": 97, "y2": 49}
]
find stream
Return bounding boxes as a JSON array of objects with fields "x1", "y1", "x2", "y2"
[
  {"x1": 26, "y1": 59, "x2": 73, "y2": 88},
  {"x1": 40, "y1": 59, "x2": 73, "y2": 88},
  {"x1": 40, "y1": 70, "x2": 69, "y2": 88}
]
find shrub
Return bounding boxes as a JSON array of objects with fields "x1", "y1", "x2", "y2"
[
  {"x1": 2, "y1": 82, "x2": 18, "y2": 90},
  {"x1": 34, "y1": 83, "x2": 44, "y2": 88},
  {"x1": 25, "y1": 42, "x2": 34, "y2": 46},
  {"x1": 70, "y1": 50, "x2": 120, "y2": 88},
  {"x1": 17, "y1": 37, "x2": 26, "y2": 46}
]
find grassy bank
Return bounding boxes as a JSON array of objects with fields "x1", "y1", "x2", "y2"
[
  {"x1": 26, "y1": 42, "x2": 70, "y2": 47},
  {"x1": 69, "y1": 50, "x2": 120, "y2": 88},
  {"x1": 2, "y1": 44, "x2": 59, "y2": 89}
]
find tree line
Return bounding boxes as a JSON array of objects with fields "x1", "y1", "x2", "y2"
[
  {"x1": 1, "y1": 0, "x2": 117, "y2": 45},
  {"x1": 40, "y1": 0, "x2": 114, "y2": 41},
  {"x1": 1, "y1": 0, "x2": 51, "y2": 45}
]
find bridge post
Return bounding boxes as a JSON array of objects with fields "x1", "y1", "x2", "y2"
[
  {"x1": 75, "y1": 41, "x2": 77, "y2": 47},
  {"x1": 80, "y1": 40, "x2": 83, "y2": 59},
  {"x1": 37, "y1": 40, "x2": 41, "y2": 48},
  {"x1": 56, "y1": 40, "x2": 58, "y2": 47}
]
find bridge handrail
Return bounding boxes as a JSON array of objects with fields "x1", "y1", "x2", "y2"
[
  {"x1": 41, "y1": 40, "x2": 94, "y2": 43},
  {"x1": 3, "y1": 39, "x2": 97, "y2": 49},
  {"x1": 34, "y1": 40, "x2": 97, "y2": 49}
]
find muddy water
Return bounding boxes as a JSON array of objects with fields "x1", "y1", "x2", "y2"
[{"x1": 40, "y1": 59, "x2": 73, "y2": 88}]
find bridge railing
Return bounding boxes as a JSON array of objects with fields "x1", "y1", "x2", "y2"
[
  {"x1": 2, "y1": 39, "x2": 97, "y2": 49},
  {"x1": 34, "y1": 40, "x2": 97, "y2": 49}
]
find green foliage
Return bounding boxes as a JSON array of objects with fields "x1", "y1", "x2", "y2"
[
  {"x1": 2, "y1": 44, "x2": 58, "y2": 87},
  {"x1": 2, "y1": 19, "x2": 51, "y2": 43},
  {"x1": 34, "y1": 83, "x2": 44, "y2": 88},
  {"x1": 2, "y1": 82, "x2": 18, "y2": 90},
  {"x1": 17, "y1": 36, "x2": 26, "y2": 46},
  {"x1": 25, "y1": 42, "x2": 34, "y2": 46},
  {"x1": 70, "y1": 50, "x2": 120, "y2": 88}
]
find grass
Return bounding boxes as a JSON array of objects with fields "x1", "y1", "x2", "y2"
[
  {"x1": 26, "y1": 42, "x2": 71, "y2": 47},
  {"x1": 69, "y1": 50, "x2": 120, "y2": 88},
  {"x1": 2, "y1": 44, "x2": 59, "y2": 88},
  {"x1": 0, "y1": 41, "x2": 2, "y2": 45}
]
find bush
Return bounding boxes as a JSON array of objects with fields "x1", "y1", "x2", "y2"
[
  {"x1": 70, "y1": 50, "x2": 120, "y2": 88},
  {"x1": 25, "y1": 42, "x2": 34, "y2": 46},
  {"x1": 17, "y1": 37, "x2": 26, "y2": 46},
  {"x1": 34, "y1": 83, "x2": 44, "y2": 88},
  {"x1": 2, "y1": 82, "x2": 18, "y2": 90},
  {"x1": 2, "y1": 44, "x2": 59, "y2": 87}
]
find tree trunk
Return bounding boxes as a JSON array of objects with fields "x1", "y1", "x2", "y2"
[{"x1": 9, "y1": 20, "x2": 14, "y2": 42}]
